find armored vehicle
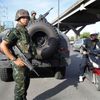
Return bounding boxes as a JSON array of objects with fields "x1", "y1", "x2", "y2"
[{"x1": 0, "y1": 8, "x2": 70, "y2": 82}]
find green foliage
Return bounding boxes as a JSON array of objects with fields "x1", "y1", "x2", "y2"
[
  {"x1": 0, "y1": 25, "x2": 5, "y2": 33},
  {"x1": 70, "y1": 36, "x2": 74, "y2": 41},
  {"x1": 80, "y1": 32, "x2": 90, "y2": 38}
]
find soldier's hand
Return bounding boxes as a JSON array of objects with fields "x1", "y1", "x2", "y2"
[{"x1": 14, "y1": 58, "x2": 25, "y2": 67}]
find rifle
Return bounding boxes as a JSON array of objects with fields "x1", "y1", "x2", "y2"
[
  {"x1": 38, "y1": 7, "x2": 53, "y2": 21},
  {"x1": 13, "y1": 46, "x2": 39, "y2": 76}
]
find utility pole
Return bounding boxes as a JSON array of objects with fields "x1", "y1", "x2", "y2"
[{"x1": 58, "y1": 0, "x2": 60, "y2": 30}]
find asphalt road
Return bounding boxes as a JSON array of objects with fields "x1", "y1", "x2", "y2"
[{"x1": 0, "y1": 50, "x2": 100, "y2": 100}]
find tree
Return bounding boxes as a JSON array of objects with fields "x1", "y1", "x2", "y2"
[
  {"x1": 70, "y1": 36, "x2": 74, "y2": 41},
  {"x1": 80, "y1": 32, "x2": 90, "y2": 38},
  {"x1": 0, "y1": 25, "x2": 5, "y2": 33}
]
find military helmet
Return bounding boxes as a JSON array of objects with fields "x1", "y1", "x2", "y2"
[
  {"x1": 31, "y1": 10, "x2": 36, "y2": 16},
  {"x1": 15, "y1": 9, "x2": 30, "y2": 21}
]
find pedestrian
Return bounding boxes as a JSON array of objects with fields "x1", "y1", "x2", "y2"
[
  {"x1": 79, "y1": 32, "x2": 99, "y2": 82},
  {"x1": 0, "y1": 9, "x2": 36, "y2": 100}
]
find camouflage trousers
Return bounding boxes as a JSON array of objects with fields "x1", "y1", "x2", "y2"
[{"x1": 12, "y1": 62, "x2": 30, "y2": 100}]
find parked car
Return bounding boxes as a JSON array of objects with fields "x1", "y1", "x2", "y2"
[{"x1": 73, "y1": 38, "x2": 85, "y2": 51}]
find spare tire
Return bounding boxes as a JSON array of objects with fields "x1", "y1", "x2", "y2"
[{"x1": 28, "y1": 21, "x2": 59, "y2": 59}]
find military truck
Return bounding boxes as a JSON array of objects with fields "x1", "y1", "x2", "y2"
[{"x1": 0, "y1": 8, "x2": 70, "y2": 82}]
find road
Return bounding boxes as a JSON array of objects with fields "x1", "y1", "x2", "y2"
[{"x1": 0, "y1": 50, "x2": 100, "y2": 100}]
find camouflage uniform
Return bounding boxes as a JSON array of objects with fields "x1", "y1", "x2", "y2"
[
  {"x1": 31, "y1": 16, "x2": 36, "y2": 22},
  {"x1": 3, "y1": 24, "x2": 35, "y2": 100},
  {"x1": 28, "y1": 11, "x2": 36, "y2": 25},
  {"x1": 31, "y1": 10, "x2": 36, "y2": 22}
]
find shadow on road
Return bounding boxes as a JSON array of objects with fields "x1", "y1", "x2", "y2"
[
  {"x1": 33, "y1": 52, "x2": 81, "y2": 100},
  {"x1": 33, "y1": 78, "x2": 79, "y2": 100}
]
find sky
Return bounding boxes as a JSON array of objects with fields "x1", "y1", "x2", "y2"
[
  {"x1": 0, "y1": 0, "x2": 77, "y2": 22},
  {"x1": 0, "y1": 0, "x2": 100, "y2": 37}
]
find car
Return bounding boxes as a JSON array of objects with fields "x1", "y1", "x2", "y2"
[{"x1": 73, "y1": 38, "x2": 85, "y2": 51}]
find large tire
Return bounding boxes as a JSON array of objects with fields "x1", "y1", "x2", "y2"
[
  {"x1": 0, "y1": 54, "x2": 13, "y2": 82},
  {"x1": 0, "y1": 68, "x2": 13, "y2": 82},
  {"x1": 28, "y1": 21, "x2": 59, "y2": 59}
]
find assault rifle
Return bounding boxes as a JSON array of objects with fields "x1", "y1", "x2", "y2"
[
  {"x1": 13, "y1": 46, "x2": 39, "y2": 76},
  {"x1": 38, "y1": 7, "x2": 53, "y2": 21}
]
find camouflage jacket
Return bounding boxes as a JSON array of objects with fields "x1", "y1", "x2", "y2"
[{"x1": 3, "y1": 24, "x2": 36, "y2": 58}]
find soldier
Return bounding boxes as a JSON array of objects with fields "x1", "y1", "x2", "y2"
[
  {"x1": 28, "y1": 10, "x2": 36, "y2": 26},
  {"x1": 30, "y1": 10, "x2": 37, "y2": 23},
  {"x1": 0, "y1": 9, "x2": 36, "y2": 100},
  {"x1": 79, "y1": 32, "x2": 99, "y2": 82}
]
